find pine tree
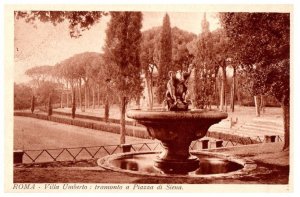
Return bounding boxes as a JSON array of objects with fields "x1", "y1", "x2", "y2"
[
  {"x1": 103, "y1": 12, "x2": 143, "y2": 144},
  {"x1": 157, "y1": 13, "x2": 172, "y2": 103}
]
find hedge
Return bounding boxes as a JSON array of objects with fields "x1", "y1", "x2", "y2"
[{"x1": 14, "y1": 111, "x2": 150, "y2": 139}]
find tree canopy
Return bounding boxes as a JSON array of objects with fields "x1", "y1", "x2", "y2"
[
  {"x1": 219, "y1": 12, "x2": 290, "y2": 150},
  {"x1": 103, "y1": 11, "x2": 143, "y2": 144},
  {"x1": 15, "y1": 11, "x2": 107, "y2": 38},
  {"x1": 157, "y1": 14, "x2": 173, "y2": 103}
]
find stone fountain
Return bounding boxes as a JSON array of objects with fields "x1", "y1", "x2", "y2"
[{"x1": 127, "y1": 65, "x2": 228, "y2": 173}]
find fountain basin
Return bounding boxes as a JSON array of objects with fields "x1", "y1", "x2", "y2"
[
  {"x1": 127, "y1": 109, "x2": 228, "y2": 173},
  {"x1": 97, "y1": 151, "x2": 256, "y2": 177}
]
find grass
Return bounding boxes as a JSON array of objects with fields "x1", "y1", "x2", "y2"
[{"x1": 14, "y1": 116, "x2": 154, "y2": 150}]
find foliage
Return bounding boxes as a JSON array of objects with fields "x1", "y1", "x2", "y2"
[
  {"x1": 35, "y1": 81, "x2": 61, "y2": 106},
  {"x1": 219, "y1": 12, "x2": 290, "y2": 102},
  {"x1": 103, "y1": 11, "x2": 143, "y2": 101},
  {"x1": 14, "y1": 83, "x2": 33, "y2": 110},
  {"x1": 140, "y1": 26, "x2": 196, "y2": 106},
  {"x1": 192, "y1": 22, "x2": 214, "y2": 108},
  {"x1": 25, "y1": 65, "x2": 53, "y2": 87},
  {"x1": 157, "y1": 14, "x2": 173, "y2": 103},
  {"x1": 219, "y1": 13, "x2": 289, "y2": 66},
  {"x1": 15, "y1": 11, "x2": 107, "y2": 38},
  {"x1": 171, "y1": 27, "x2": 196, "y2": 71},
  {"x1": 141, "y1": 26, "x2": 196, "y2": 69},
  {"x1": 219, "y1": 12, "x2": 290, "y2": 149},
  {"x1": 191, "y1": 18, "x2": 230, "y2": 108},
  {"x1": 103, "y1": 11, "x2": 143, "y2": 144},
  {"x1": 140, "y1": 26, "x2": 161, "y2": 70}
]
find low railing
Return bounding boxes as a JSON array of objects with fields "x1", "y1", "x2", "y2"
[{"x1": 14, "y1": 135, "x2": 283, "y2": 164}]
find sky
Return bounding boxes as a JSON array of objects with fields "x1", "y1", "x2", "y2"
[{"x1": 14, "y1": 12, "x2": 220, "y2": 83}]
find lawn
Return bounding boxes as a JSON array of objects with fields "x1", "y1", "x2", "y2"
[{"x1": 14, "y1": 116, "x2": 154, "y2": 150}]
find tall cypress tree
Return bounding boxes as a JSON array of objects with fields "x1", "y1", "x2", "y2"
[
  {"x1": 193, "y1": 13, "x2": 215, "y2": 109},
  {"x1": 157, "y1": 13, "x2": 172, "y2": 103},
  {"x1": 103, "y1": 12, "x2": 143, "y2": 144}
]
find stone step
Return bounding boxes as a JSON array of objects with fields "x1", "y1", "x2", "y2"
[
  {"x1": 253, "y1": 118, "x2": 283, "y2": 124},
  {"x1": 232, "y1": 129, "x2": 284, "y2": 138},
  {"x1": 208, "y1": 126, "x2": 235, "y2": 133},
  {"x1": 251, "y1": 120, "x2": 283, "y2": 127},
  {"x1": 244, "y1": 122, "x2": 283, "y2": 130},
  {"x1": 238, "y1": 125, "x2": 283, "y2": 135},
  {"x1": 209, "y1": 125, "x2": 283, "y2": 138}
]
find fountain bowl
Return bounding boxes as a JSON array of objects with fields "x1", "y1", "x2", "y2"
[{"x1": 127, "y1": 109, "x2": 228, "y2": 173}]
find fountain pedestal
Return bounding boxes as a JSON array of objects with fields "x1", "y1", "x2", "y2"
[{"x1": 127, "y1": 109, "x2": 228, "y2": 174}]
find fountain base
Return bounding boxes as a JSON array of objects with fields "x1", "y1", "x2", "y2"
[{"x1": 154, "y1": 155, "x2": 199, "y2": 174}]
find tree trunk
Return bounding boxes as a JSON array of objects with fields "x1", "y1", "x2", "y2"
[
  {"x1": 120, "y1": 96, "x2": 126, "y2": 144},
  {"x1": 282, "y1": 97, "x2": 289, "y2": 150},
  {"x1": 72, "y1": 90, "x2": 76, "y2": 119},
  {"x1": 48, "y1": 94, "x2": 52, "y2": 116},
  {"x1": 71, "y1": 86, "x2": 74, "y2": 104},
  {"x1": 149, "y1": 74, "x2": 154, "y2": 109},
  {"x1": 254, "y1": 95, "x2": 260, "y2": 117},
  {"x1": 145, "y1": 74, "x2": 153, "y2": 110},
  {"x1": 260, "y1": 95, "x2": 265, "y2": 113},
  {"x1": 84, "y1": 81, "x2": 87, "y2": 112},
  {"x1": 75, "y1": 84, "x2": 78, "y2": 108},
  {"x1": 66, "y1": 92, "x2": 69, "y2": 108},
  {"x1": 79, "y1": 79, "x2": 83, "y2": 112},
  {"x1": 136, "y1": 97, "x2": 141, "y2": 109},
  {"x1": 92, "y1": 86, "x2": 95, "y2": 109},
  {"x1": 215, "y1": 75, "x2": 219, "y2": 109},
  {"x1": 31, "y1": 95, "x2": 35, "y2": 113},
  {"x1": 231, "y1": 67, "x2": 236, "y2": 112},
  {"x1": 87, "y1": 86, "x2": 90, "y2": 109},
  {"x1": 66, "y1": 82, "x2": 69, "y2": 108},
  {"x1": 220, "y1": 65, "x2": 226, "y2": 111},
  {"x1": 225, "y1": 94, "x2": 227, "y2": 112},
  {"x1": 236, "y1": 76, "x2": 242, "y2": 106},
  {"x1": 104, "y1": 85, "x2": 110, "y2": 122},
  {"x1": 97, "y1": 85, "x2": 100, "y2": 108},
  {"x1": 60, "y1": 91, "x2": 63, "y2": 108}
]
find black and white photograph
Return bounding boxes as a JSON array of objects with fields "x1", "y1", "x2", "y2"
[{"x1": 3, "y1": 2, "x2": 294, "y2": 193}]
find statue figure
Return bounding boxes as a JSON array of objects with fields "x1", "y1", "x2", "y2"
[{"x1": 165, "y1": 64, "x2": 193, "y2": 111}]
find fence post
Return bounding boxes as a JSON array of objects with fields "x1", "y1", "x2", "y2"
[
  {"x1": 264, "y1": 135, "x2": 276, "y2": 143},
  {"x1": 14, "y1": 150, "x2": 24, "y2": 164},
  {"x1": 121, "y1": 144, "x2": 132, "y2": 153},
  {"x1": 201, "y1": 139, "x2": 209, "y2": 149},
  {"x1": 216, "y1": 140, "x2": 223, "y2": 148},
  {"x1": 270, "y1": 135, "x2": 276, "y2": 142}
]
